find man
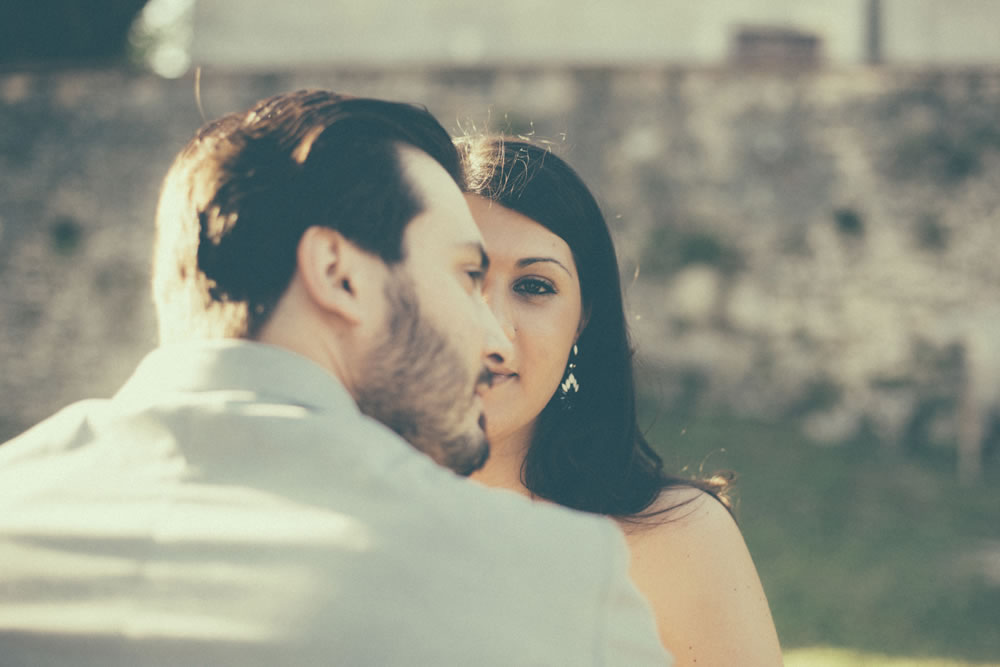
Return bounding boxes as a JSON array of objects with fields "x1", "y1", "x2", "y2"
[{"x1": 0, "y1": 90, "x2": 670, "y2": 665}]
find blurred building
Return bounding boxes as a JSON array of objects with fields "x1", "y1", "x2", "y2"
[{"x1": 185, "y1": 0, "x2": 1000, "y2": 69}]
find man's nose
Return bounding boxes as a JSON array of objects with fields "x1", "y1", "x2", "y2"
[
  {"x1": 482, "y1": 282, "x2": 517, "y2": 342},
  {"x1": 480, "y1": 294, "x2": 514, "y2": 362}
]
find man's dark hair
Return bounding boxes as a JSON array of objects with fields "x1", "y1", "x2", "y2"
[{"x1": 152, "y1": 89, "x2": 462, "y2": 342}]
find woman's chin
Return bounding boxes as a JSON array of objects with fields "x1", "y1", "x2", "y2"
[{"x1": 480, "y1": 411, "x2": 513, "y2": 444}]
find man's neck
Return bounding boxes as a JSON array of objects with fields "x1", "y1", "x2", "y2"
[{"x1": 254, "y1": 300, "x2": 355, "y2": 398}]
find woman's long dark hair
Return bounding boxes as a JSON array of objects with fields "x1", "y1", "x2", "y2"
[{"x1": 458, "y1": 136, "x2": 731, "y2": 521}]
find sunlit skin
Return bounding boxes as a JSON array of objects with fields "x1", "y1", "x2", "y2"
[
  {"x1": 366, "y1": 148, "x2": 511, "y2": 463},
  {"x1": 464, "y1": 193, "x2": 784, "y2": 666},
  {"x1": 464, "y1": 195, "x2": 584, "y2": 489},
  {"x1": 261, "y1": 148, "x2": 510, "y2": 473}
]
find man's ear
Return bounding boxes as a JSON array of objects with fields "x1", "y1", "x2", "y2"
[{"x1": 296, "y1": 226, "x2": 367, "y2": 326}]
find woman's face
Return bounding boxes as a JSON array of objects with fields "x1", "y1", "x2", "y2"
[{"x1": 465, "y1": 195, "x2": 585, "y2": 445}]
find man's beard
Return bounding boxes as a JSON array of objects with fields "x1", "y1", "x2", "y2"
[{"x1": 354, "y1": 272, "x2": 490, "y2": 476}]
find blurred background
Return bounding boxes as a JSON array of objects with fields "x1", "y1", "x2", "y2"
[{"x1": 1, "y1": 1, "x2": 998, "y2": 664}]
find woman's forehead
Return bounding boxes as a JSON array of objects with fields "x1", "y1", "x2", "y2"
[{"x1": 466, "y1": 195, "x2": 575, "y2": 265}]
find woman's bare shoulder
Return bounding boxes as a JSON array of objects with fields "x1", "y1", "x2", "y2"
[{"x1": 622, "y1": 487, "x2": 784, "y2": 666}]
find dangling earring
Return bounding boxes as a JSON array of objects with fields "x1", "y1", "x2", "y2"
[{"x1": 559, "y1": 344, "x2": 580, "y2": 406}]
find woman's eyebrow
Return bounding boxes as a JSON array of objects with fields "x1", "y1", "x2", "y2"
[{"x1": 516, "y1": 257, "x2": 573, "y2": 278}]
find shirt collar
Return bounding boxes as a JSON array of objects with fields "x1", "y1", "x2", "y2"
[{"x1": 114, "y1": 339, "x2": 358, "y2": 415}]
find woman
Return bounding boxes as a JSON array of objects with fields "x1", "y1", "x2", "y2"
[{"x1": 457, "y1": 136, "x2": 783, "y2": 666}]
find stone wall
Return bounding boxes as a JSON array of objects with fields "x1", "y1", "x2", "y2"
[{"x1": 2, "y1": 66, "x2": 998, "y2": 478}]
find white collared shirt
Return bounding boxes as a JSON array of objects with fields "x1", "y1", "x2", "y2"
[{"x1": 0, "y1": 340, "x2": 671, "y2": 666}]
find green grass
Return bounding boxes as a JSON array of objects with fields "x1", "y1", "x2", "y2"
[
  {"x1": 784, "y1": 646, "x2": 997, "y2": 666},
  {"x1": 637, "y1": 402, "x2": 1000, "y2": 665}
]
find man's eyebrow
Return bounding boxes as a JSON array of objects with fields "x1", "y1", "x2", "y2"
[
  {"x1": 458, "y1": 242, "x2": 489, "y2": 271},
  {"x1": 516, "y1": 257, "x2": 572, "y2": 277}
]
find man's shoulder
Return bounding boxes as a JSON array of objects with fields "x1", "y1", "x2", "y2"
[
  {"x1": 283, "y1": 405, "x2": 629, "y2": 583},
  {"x1": 0, "y1": 389, "x2": 618, "y2": 553},
  {"x1": 0, "y1": 382, "x2": 626, "y2": 588},
  {"x1": 401, "y1": 462, "x2": 630, "y2": 585},
  {"x1": 0, "y1": 392, "x2": 668, "y2": 666},
  {"x1": 0, "y1": 399, "x2": 110, "y2": 465},
  {"x1": 345, "y1": 415, "x2": 618, "y2": 539},
  {"x1": 450, "y1": 480, "x2": 622, "y2": 547}
]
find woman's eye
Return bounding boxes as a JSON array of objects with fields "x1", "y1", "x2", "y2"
[{"x1": 513, "y1": 278, "x2": 556, "y2": 296}]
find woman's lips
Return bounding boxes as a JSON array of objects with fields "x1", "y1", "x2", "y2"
[{"x1": 490, "y1": 373, "x2": 517, "y2": 386}]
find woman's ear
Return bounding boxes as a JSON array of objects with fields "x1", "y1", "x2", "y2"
[
  {"x1": 296, "y1": 226, "x2": 366, "y2": 326},
  {"x1": 575, "y1": 304, "x2": 591, "y2": 342}
]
